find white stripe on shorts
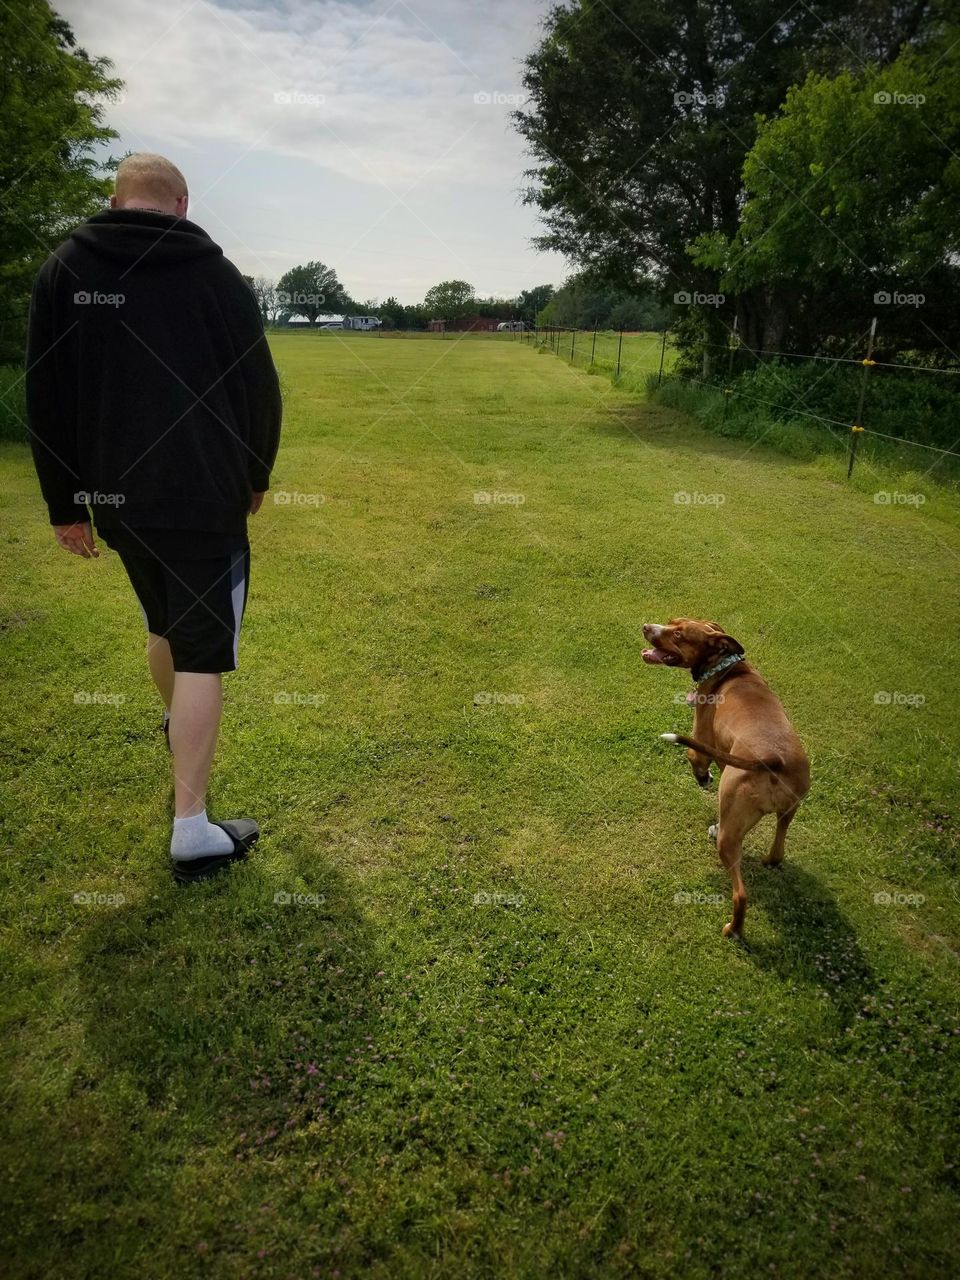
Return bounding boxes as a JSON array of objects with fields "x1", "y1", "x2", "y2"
[{"x1": 229, "y1": 549, "x2": 247, "y2": 668}]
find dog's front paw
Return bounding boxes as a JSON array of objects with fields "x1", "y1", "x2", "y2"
[
  {"x1": 722, "y1": 922, "x2": 740, "y2": 940},
  {"x1": 708, "y1": 823, "x2": 718, "y2": 842}
]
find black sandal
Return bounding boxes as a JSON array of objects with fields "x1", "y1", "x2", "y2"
[{"x1": 172, "y1": 819, "x2": 260, "y2": 884}]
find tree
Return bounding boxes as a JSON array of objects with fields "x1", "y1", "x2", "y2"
[
  {"x1": 518, "y1": 284, "x2": 554, "y2": 322},
  {"x1": 514, "y1": 1, "x2": 947, "y2": 350},
  {"x1": 475, "y1": 295, "x2": 514, "y2": 319},
  {"x1": 692, "y1": 32, "x2": 960, "y2": 356},
  {"x1": 539, "y1": 271, "x2": 667, "y2": 330},
  {"x1": 250, "y1": 276, "x2": 277, "y2": 325},
  {"x1": 423, "y1": 280, "x2": 475, "y2": 321},
  {"x1": 378, "y1": 296, "x2": 406, "y2": 328},
  {"x1": 402, "y1": 302, "x2": 428, "y2": 329},
  {"x1": 275, "y1": 261, "x2": 349, "y2": 324},
  {"x1": 0, "y1": 0, "x2": 122, "y2": 360}
]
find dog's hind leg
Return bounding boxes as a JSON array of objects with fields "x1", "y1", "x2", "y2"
[
  {"x1": 762, "y1": 804, "x2": 799, "y2": 868},
  {"x1": 716, "y1": 779, "x2": 764, "y2": 940}
]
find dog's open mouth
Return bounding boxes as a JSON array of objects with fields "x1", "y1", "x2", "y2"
[{"x1": 641, "y1": 647, "x2": 682, "y2": 666}]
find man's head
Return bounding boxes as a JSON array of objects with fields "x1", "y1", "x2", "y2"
[{"x1": 111, "y1": 153, "x2": 188, "y2": 217}]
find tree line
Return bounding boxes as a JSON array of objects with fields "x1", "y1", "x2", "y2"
[
  {"x1": 243, "y1": 270, "x2": 562, "y2": 329},
  {"x1": 248, "y1": 267, "x2": 670, "y2": 332}
]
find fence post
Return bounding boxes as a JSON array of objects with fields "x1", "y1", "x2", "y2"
[
  {"x1": 615, "y1": 328, "x2": 623, "y2": 380},
  {"x1": 657, "y1": 327, "x2": 667, "y2": 387},
  {"x1": 848, "y1": 316, "x2": 877, "y2": 479},
  {"x1": 571, "y1": 329, "x2": 576, "y2": 364},
  {"x1": 723, "y1": 317, "x2": 739, "y2": 420},
  {"x1": 591, "y1": 324, "x2": 598, "y2": 366}
]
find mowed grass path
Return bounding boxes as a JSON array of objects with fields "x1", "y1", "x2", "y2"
[{"x1": 1, "y1": 332, "x2": 959, "y2": 1279}]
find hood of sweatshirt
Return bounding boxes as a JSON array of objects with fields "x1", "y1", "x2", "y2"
[{"x1": 68, "y1": 209, "x2": 224, "y2": 266}]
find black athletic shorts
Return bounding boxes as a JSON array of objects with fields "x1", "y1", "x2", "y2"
[{"x1": 106, "y1": 532, "x2": 250, "y2": 674}]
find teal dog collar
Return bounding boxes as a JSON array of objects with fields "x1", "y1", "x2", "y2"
[{"x1": 695, "y1": 652, "x2": 743, "y2": 685}]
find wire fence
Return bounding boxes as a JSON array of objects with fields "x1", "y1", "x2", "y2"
[
  {"x1": 523, "y1": 323, "x2": 670, "y2": 386},
  {"x1": 527, "y1": 319, "x2": 960, "y2": 483}
]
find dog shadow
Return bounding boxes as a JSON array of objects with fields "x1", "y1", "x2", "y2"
[{"x1": 730, "y1": 857, "x2": 877, "y2": 1024}]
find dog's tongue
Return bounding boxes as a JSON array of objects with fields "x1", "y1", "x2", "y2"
[{"x1": 641, "y1": 648, "x2": 666, "y2": 665}]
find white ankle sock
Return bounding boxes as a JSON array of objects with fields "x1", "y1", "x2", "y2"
[{"x1": 170, "y1": 810, "x2": 234, "y2": 861}]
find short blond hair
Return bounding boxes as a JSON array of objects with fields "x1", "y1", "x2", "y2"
[{"x1": 115, "y1": 153, "x2": 188, "y2": 206}]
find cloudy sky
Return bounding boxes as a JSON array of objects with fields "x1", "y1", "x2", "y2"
[{"x1": 59, "y1": 0, "x2": 569, "y2": 304}]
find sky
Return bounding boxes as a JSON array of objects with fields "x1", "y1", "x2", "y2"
[{"x1": 58, "y1": 0, "x2": 570, "y2": 305}]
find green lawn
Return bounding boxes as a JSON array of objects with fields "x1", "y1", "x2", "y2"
[{"x1": 1, "y1": 331, "x2": 959, "y2": 1278}]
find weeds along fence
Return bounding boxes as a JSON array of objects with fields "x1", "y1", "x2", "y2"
[{"x1": 528, "y1": 320, "x2": 960, "y2": 488}]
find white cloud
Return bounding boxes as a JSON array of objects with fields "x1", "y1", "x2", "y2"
[
  {"x1": 58, "y1": 0, "x2": 566, "y2": 300},
  {"x1": 67, "y1": 0, "x2": 539, "y2": 186}
]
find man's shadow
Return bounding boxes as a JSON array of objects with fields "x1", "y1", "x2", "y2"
[{"x1": 73, "y1": 837, "x2": 379, "y2": 1222}]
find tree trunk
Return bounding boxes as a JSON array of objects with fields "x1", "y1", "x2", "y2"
[
  {"x1": 734, "y1": 292, "x2": 763, "y2": 362},
  {"x1": 762, "y1": 288, "x2": 790, "y2": 354}
]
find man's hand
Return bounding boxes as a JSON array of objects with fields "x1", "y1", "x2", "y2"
[
  {"x1": 54, "y1": 521, "x2": 99, "y2": 558},
  {"x1": 250, "y1": 491, "x2": 266, "y2": 515}
]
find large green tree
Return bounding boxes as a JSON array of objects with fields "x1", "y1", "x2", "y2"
[
  {"x1": 692, "y1": 31, "x2": 960, "y2": 356},
  {"x1": 0, "y1": 0, "x2": 121, "y2": 361},
  {"x1": 276, "y1": 261, "x2": 350, "y2": 323},
  {"x1": 515, "y1": 0, "x2": 949, "y2": 351},
  {"x1": 423, "y1": 280, "x2": 475, "y2": 321}
]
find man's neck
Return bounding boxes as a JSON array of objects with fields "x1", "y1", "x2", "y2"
[{"x1": 121, "y1": 203, "x2": 179, "y2": 216}]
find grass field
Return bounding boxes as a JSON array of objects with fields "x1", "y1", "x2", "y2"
[{"x1": 2, "y1": 331, "x2": 959, "y2": 1278}]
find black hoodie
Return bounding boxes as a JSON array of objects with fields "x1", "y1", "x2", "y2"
[{"x1": 26, "y1": 209, "x2": 282, "y2": 534}]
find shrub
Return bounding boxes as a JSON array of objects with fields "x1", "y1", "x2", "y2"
[
  {"x1": 651, "y1": 360, "x2": 960, "y2": 487},
  {"x1": 0, "y1": 366, "x2": 26, "y2": 443}
]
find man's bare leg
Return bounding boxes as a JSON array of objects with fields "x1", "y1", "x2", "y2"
[
  {"x1": 166, "y1": 670, "x2": 259, "y2": 872},
  {"x1": 170, "y1": 672, "x2": 222, "y2": 817},
  {"x1": 146, "y1": 632, "x2": 175, "y2": 711}
]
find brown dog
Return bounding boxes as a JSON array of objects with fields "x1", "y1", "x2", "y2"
[{"x1": 641, "y1": 618, "x2": 810, "y2": 939}]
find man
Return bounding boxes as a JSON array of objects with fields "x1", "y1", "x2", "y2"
[{"x1": 26, "y1": 153, "x2": 282, "y2": 883}]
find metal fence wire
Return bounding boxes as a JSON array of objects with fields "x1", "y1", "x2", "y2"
[{"x1": 526, "y1": 319, "x2": 960, "y2": 480}]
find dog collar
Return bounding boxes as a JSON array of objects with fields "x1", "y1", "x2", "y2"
[{"x1": 695, "y1": 653, "x2": 743, "y2": 685}]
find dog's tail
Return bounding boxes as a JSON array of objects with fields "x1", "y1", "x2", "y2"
[{"x1": 659, "y1": 732, "x2": 784, "y2": 773}]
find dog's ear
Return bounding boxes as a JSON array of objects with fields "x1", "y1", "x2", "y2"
[{"x1": 708, "y1": 630, "x2": 744, "y2": 658}]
